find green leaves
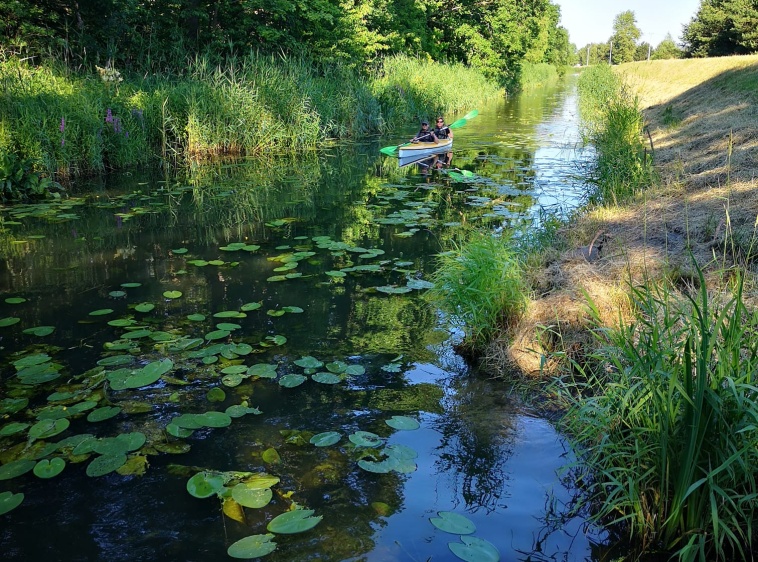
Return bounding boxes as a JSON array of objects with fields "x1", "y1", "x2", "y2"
[
  {"x1": 227, "y1": 534, "x2": 277, "y2": 558},
  {"x1": 267, "y1": 509, "x2": 322, "y2": 534},
  {"x1": 0, "y1": 491, "x2": 24, "y2": 515}
]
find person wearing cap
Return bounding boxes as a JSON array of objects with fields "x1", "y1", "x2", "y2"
[
  {"x1": 411, "y1": 121, "x2": 438, "y2": 143},
  {"x1": 433, "y1": 116, "x2": 453, "y2": 140}
]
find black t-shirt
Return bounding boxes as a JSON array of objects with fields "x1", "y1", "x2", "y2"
[
  {"x1": 433, "y1": 125, "x2": 450, "y2": 139},
  {"x1": 415, "y1": 128, "x2": 435, "y2": 142}
]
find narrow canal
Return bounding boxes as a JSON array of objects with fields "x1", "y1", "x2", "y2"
[{"x1": 0, "y1": 75, "x2": 603, "y2": 561}]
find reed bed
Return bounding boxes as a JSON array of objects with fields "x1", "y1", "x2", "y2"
[{"x1": 554, "y1": 267, "x2": 758, "y2": 561}]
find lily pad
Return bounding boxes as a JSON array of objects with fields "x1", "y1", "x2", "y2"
[
  {"x1": 349, "y1": 431, "x2": 383, "y2": 447},
  {"x1": 240, "y1": 302, "x2": 262, "y2": 311},
  {"x1": 0, "y1": 491, "x2": 24, "y2": 515},
  {"x1": 13, "y1": 353, "x2": 51, "y2": 368},
  {"x1": 345, "y1": 364, "x2": 365, "y2": 376},
  {"x1": 0, "y1": 459, "x2": 36, "y2": 480},
  {"x1": 163, "y1": 291, "x2": 182, "y2": 299},
  {"x1": 267, "y1": 509, "x2": 322, "y2": 534},
  {"x1": 0, "y1": 317, "x2": 20, "y2": 327},
  {"x1": 171, "y1": 248, "x2": 188, "y2": 254},
  {"x1": 33, "y1": 457, "x2": 66, "y2": 479},
  {"x1": 311, "y1": 372, "x2": 341, "y2": 385},
  {"x1": 206, "y1": 387, "x2": 226, "y2": 402},
  {"x1": 294, "y1": 356, "x2": 323, "y2": 369},
  {"x1": 187, "y1": 471, "x2": 226, "y2": 498},
  {"x1": 97, "y1": 355, "x2": 134, "y2": 367},
  {"x1": 278, "y1": 374, "x2": 307, "y2": 388},
  {"x1": 29, "y1": 418, "x2": 70, "y2": 440},
  {"x1": 248, "y1": 364, "x2": 277, "y2": 378},
  {"x1": 134, "y1": 303, "x2": 155, "y2": 313},
  {"x1": 385, "y1": 415, "x2": 420, "y2": 431},
  {"x1": 120, "y1": 282, "x2": 142, "y2": 288},
  {"x1": 187, "y1": 313, "x2": 205, "y2": 322},
  {"x1": 227, "y1": 534, "x2": 277, "y2": 559},
  {"x1": 5, "y1": 297, "x2": 26, "y2": 304},
  {"x1": 448, "y1": 536, "x2": 500, "y2": 562},
  {"x1": 0, "y1": 422, "x2": 29, "y2": 437},
  {"x1": 87, "y1": 406, "x2": 122, "y2": 422},
  {"x1": 86, "y1": 453, "x2": 127, "y2": 477},
  {"x1": 195, "y1": 411, "x2": 232, "y2": 428},
  {"x1": 205, "y1": 329, "x2": 230, "y2": 341},
  {"x1": 109, "y1": 290, "x2": 127, "y2": 298},
  {"x1": 23, "y1": 326, "x2": 55, "y2": 337},
  {"x1": 231, "y1": 484, "x2": 274, "y2": 508},
  {"x1": 89, "y1": 309, "x2": 113, "y2": 316},
  {"x1": 215, "y1": 323, "x2": 241, "y2": 331},
  {"x1": 0, "y1": 398, "x2": 28, "y2": 414},
  {"x1": 310, "y1": 431, "x2": 341, "y2": 447},
  {"x1": 430, "y1": 511, "x2": 477, "y2": 535},
  {"x1": 107, "y1": 319, "x2": 136, "y2": 327},
  {"x1": 225, "y1": 404, "x2": 261, "y2": 418}
]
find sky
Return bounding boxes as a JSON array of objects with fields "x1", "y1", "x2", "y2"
[{"x1": 553, "y1": 0, "x2": 702, "y2": 48}]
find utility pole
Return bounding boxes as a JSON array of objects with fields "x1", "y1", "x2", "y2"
[
  {"x1": 648, "y1": 43, "x2": 651, "y2": 61},
  {"x1": 609, "y1": 41, "x2": 613, "y2": 64},
  {"x1": 586, "y1": 45, "x2": 590, "y2": 66}
]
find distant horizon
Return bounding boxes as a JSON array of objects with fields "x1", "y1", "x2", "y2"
[{"x1": 553, "y1": 0, "x2": 701, "y2": 47}]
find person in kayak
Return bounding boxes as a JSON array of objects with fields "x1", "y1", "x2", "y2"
[
  {"x1": 433, "y1": 117, "x2": 453, "y2": 140},
  {"x1": 411, "y1": 121, "x2": 438, "y2": 143}
]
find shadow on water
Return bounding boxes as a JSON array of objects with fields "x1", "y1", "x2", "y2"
[{"x1": 0, "y1": 76, "x2": 609, "y2": 561}]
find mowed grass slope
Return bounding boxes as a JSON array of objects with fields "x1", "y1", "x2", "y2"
[{"x1": 488, "y1": 54, "x2": 758, "y2": 377}]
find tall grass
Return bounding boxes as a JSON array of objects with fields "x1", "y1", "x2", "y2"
[
  {"x1": 577, "y1": 64, "x2": 655, "y2": 205},
  {"x1": 0, "y1": 52, "x2": 499, "y2": 193},
  {"x1": 554, "y1": 265, "x2": 758, "y2": 561},
  {"x1": 372, "y1": 55, "x2": 502, "y2": 128},
  {"x1": 519, "y1": 62, "x2": 560, "y2": 91},
  {"x1": 426, "y1": 230, "x2": 527, "y2": 349}
]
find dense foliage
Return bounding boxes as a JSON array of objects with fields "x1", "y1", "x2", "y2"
[
  {"x1": 682, "y1": 0, "x2": 758, "y2": 57},
  {"x1": 0, "y1": 0, "x2": 570, "y2": 88}
]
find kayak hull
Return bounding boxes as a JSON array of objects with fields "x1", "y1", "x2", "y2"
[{"x1": 397, "y1": 138, "x2": 452, "y2": 158}]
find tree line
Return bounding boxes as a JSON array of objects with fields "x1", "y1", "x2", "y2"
[
  {"x1": 576, "y1": 1, "x2": 758, "y2": 66},
  {"x1": 0, "y1": 0, "x2": 573, "y2": 88}
]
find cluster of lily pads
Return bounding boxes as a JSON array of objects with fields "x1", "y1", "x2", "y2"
[{"x1": 430, "y1": 511, "x2": 500, "y2": 562}]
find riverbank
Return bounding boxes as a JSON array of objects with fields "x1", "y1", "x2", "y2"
[{"x1": 493, "y1": 54, "x2": 758, "y2": 378}]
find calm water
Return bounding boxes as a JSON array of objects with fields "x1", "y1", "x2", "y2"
[{"x1": 0, "y1": 77, "x2": 604, "y2": 561}]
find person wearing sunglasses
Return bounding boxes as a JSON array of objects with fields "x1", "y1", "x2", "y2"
[
  {"x1": 433, "y1": 117, "x2": 453, "y2": 140},
  {"x1": 410, "y1": 121, "x2": 438, "y2": 143}
]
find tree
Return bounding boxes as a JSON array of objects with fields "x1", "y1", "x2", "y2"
[
  {"x1": 652, "y1": 34, "x2": 684, "y2": 59},
  {"x1": 682, "y1": 0, "x2": 758, "y2": 57},
  {"x1": 609, "y1": 10, "x2": 641, "y2": 64},
  {"x1": 635, "y1": 42, "x2": 652, "y2": 61}
]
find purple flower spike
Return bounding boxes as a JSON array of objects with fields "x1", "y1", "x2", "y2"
[
  {"x1": 59, "y1": 117, "x2": 65, "y2": 132},
  {"x1": 105, "y1": 108, "x2": 113, "y2": 124},
  {"x1": 61, "y1": 138, "x2": 65, "y2": 147},
  {"x1": 125, "y1": 131, "x2": 129, "y2": 139}
]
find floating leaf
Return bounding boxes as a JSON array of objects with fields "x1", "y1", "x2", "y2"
[
  {"x1": 406, "y1": 278, "x2": 435, "y2": 290},
  {"x1": 0, "y1": 422, "x2": 29, "y2": 437},
  {"x1": 345, "y1": 365, "x2": 365, "y2": 376},
  {"x1": 376, "y1": 285, "x2": 412, "y2": 294},
  {"x1": 349, "y1": 431, "x2": 383, "y2": 447},
  {"x1": 89, "y1": 309, "x2": 113, "y2": 316},
  {"x1": 310, "y1": 432, "x2": 341, "y2": 447},
  {"x1": 385, "y1": 416, "x2": 420, "y2": 431},
  {"x1": 163, "y1": 291, "x2": 182, "y2": 299},
  {"x1": 358, "y1": 458, "x2": 396, "y2": 473},
  {"x1": 225, "y1": 404, "x2": 261, "y2": 417},
  {"x1": 33, "y1": 457, "x2": 66, "y2": 479},
  {"x1": 215, "y1": 322, "x2": 241, "y2": 331},
  {"x1": 448, "y1": 536, "x2": 500, "y2": 562},
  {"x1": 5, "y1": 297, "x2": 26, "y2": 304},
  {"x1": 227, "y1": 534, "x2": 277, "y2": 559},
  {"x1": 0, "y1": 398, "x2": 27, "y2": 414},
  {"x1": 385, "y1": 444, "x2": 418, "y2": 460},
  {"x1": 195, "y1": 411, "x2": 232, "y2": 428},
  {"x1": 29, "y1": 418, "x2": 70, "y2": 440},
  {"x1": 0, "y1": 491, "x2": 24, "y2": 515},
  {"x1": 325, "y1": 361, "x2": 348, "y2": 374},
  {"x1": 0, "y1": 459, "x2": 36, "y2": 480},
  {"x1": 86, "y1": 453, "x2": 127, "y2": 477},
  {"x1": 13, "y1": 353, "x2": 51, "y2": 369},
  {"x1": 248, "y1": 364, "x2": 277, "y2": 378},
  {"x1": 294, "y1": 356, "x2": 323, "y2": 369},
  {"x1": 87, "y1": 406, "x2": 122, "y2": 422},
  {"x1": 221, "y1": 374, "x2": 243, "y2": 387},
  {"x1": 166, "y1": 424, "x2": 194, "y2": 438},
  {"x1": 22, "y1": 325, "x2": 55, "y2": 336},
  {"x1": 232, "y1": 484, "x2": 273, "y2": 508},
  {"x1": 262, "y1": 448, "x2": 281, "y2": 464},
  {"x1": 312, "y1": 372, "x2": 341, "y2": 385},
  {"x1": 325, "y1": 270, "x2": 346, "y2": 278},
  {"x1": 206, "y1": 388, "x2": 226, "y2": 402},
  {"x1": 278, "y1": 374, "x2": 306, "y2": 388},
  {"x1": 187, "y1": 313, "x2": 205, "y2": 322},
  {"x1": 120, "y1": 282, "x2": 141, "y2": 288},
  {"x1": 205, "y1": 329, "x2": 230, "y2": 341},
  {"x1": 134, "y1": 303, "x2": 155, "y2": 313},
  {"x1": 213, "y1": 310, "x2": 244, "y2": 318},
  {"x1": 186, "y1": 471, "x2": 225, "y2": 498},
  {"x1": 109, "y1": 290, "x2": 127, "y2": 298},
  {"x1": 97, "y1": 355, "x2": 134, "y2": 367},
  {"x1": 107, "y1": 319, "x2": 135, "y2": 327},
  {"x1": 430, "y1": 511, "x2": 477, "y2": 535},
  {"x1": 172, "y1": 248, "x2": 188, "y2": 254},
  {"x1": 240, "y1": 302, "x2": 262, "y2": 312},
  {"x1": 222, "y1": 497, "x2": 246, "y2": 523},
  {"x1": 266, "y1": 309, "x2": 285, "y2": 317},
  {"x1": 267, "y1": 509, "x2": 322, "y2": 534}
]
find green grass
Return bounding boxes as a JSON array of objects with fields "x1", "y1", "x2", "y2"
[
  {"x1": 0, "y1": 53, "x2": 500, "y2": 197},
  {"x1": 553, "y1": 265, "x2": 758, "y2": 561},
  {"x1": 426, "y1": 230, "x2": 527, "y2": 349},
  {"x1": 519, "y1": 62, "x2": 560, "y2": 91},
  {"x1": 577, "y1": 64, "x2": 655, "y2": 205}
]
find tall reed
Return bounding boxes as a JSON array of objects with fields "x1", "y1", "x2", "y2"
[{"x1": 554, "y1": 265, "x2": 758, "y2": 561}]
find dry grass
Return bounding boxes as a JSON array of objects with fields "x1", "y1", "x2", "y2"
[{"x1": 487, "y1": 55, "x2": 758, "y2": 378}]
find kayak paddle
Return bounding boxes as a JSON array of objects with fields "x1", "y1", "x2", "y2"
[{"x1": 379, "y1": 109, "x2": 479, "y2": 157}]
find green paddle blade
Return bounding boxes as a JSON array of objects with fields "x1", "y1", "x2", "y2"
[
  {"x1": 449, "y1": 109, "x2": 479, "y2": 129},
  {"x1": 462, "y1": 109, "x2": 479, "y2": 120},
  {"x1": 380, "y1": 145, "x2": 399, "y2": 156}
]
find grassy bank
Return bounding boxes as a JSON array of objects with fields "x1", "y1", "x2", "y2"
[{"x1": 0, "y1": 53, "x2": 501, "y2": 198}]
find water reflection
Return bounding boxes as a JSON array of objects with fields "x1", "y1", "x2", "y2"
[{"x1": 0, "y1": 77, "x2": 602, "y2": 561}]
